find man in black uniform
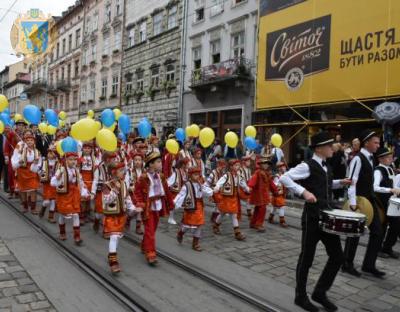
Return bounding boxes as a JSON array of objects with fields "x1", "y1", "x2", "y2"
[
  {"x1": 373, "y1": 147, "x2": 400, "y2": 259},
  {"x1": 342, "y1": 130, "x2": 385, "y2": 278},
  {"x1": 281, "y1": 132, "x2": 351, "y2": 312}
]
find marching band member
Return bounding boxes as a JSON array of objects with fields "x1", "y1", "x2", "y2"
[
  {"x1": 213, "y1": 159, "x2": 250, "y2": 241},
  {"x1": 79, "y1": 142, "x2": 96, "y2": 225},
  {"x1": 134, "y1": 152, "x2": 174, "y2": 265},
  {"x1": 102, "y1": 161, "x2": 138, "y2": 273},
  {"x1": 39, "y1": 145, "x2": 58, "y2": 223},
  {"x1": 247, "y1": 157, "x2": 278, "y2": 232},
  {"x1": 128, "y1": 151, "x2": 145, "y2": 234},
  {"x1": 206, "y1": 158, "x2": 227, "y2": 223},
  {"x1": 343, "y1": 130, "x2": 385, "y2": 278},
  {"x1": 269, "y1": 161, "x2": 289, "y2": 227},
  {"x1": 280, "y1": 131, "x2": 351, "y2": 312},
  {"x1": 373, "y1": 147, "x2": 400, "y2": 259},
  {"x1": 192, "y1": 148, "x2": 206, "y2": 178},
  {"x1": 239, "y1": 156, "x2": 253, "y2": 220},
  {"x1": 167, "y1": 157, "x2": 190, "y2": 225},
  {"x1": 11, "y1": 130, "x2": 41, "y2": 214},
  {"x1": 174, "y1": 167, "x2": 213, "y2": 251},
  {"x1": 51, "y1": 152, "x2": 89, "y2": 245}
]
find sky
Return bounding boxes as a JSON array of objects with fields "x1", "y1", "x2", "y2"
[{"x1": 0, "y1": 0, "x2": 76, "y2": 71}]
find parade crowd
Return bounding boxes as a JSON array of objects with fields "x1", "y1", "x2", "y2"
[{"x1": 0, "y1": 119, "x2": 399, "y2": 312}]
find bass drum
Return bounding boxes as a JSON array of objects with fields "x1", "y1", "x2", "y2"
[{"x1": 343, "y1": 196, "x2": 373, "y2": 226}]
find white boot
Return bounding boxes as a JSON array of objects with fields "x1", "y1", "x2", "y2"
[{"x1": 168, "y1": 210, "x2": 177, "y2": 225}]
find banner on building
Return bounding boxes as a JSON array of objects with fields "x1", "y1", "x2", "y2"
[{"x1": 256, "y1": 0, "x2": 400, "y2": 109}]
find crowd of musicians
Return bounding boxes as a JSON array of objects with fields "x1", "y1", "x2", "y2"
[{"x1": 0, "y1": 120, "x2": 399, "y2": 312}]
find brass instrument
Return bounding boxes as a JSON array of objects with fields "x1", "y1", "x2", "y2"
[{"x1": 343, "y1": 196, "x2": 373, "y2": 226}]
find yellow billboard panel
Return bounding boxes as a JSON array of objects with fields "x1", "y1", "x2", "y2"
[{"x1": 256, "y1": 0, "x2": 400, "y2": 109}]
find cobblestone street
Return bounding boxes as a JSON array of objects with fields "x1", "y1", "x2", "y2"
[
  {"x1": 159, "y1": 205, "x2": 400, "y2": 312},
  {"x1": 0, "y1": 239, "x2": 55, "y2": 312}
]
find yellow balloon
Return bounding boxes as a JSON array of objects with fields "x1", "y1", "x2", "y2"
[
  {"x1": 113, "y1": 108, "x2": 122, "y2": 120},
  {"x1": 96, "y1": 129, "x2": 117, "y2": 152},
  {"x1": 58, "y1": 111, "x2": 67, "y2": 120},
  {"x1": 185, "y1": 126, "x2": 191, "y2": 137},
  {"x1": 245, "y1": 126, "x2": 257, "y2": 139},
  {"x1": 87, "y1": 110, "x2": 95, "y2": 119},
  {"x1": 271, "y1": 133, "x2": 283, "y2": 148},
  {"x1": 103, "y1": 122, "x2": 116, "y2": 132},
  {"x1": 14, "y1": 113, "x2": 23, "y2": 122},
  {"x1": 0, "y1": 121, "x2": 4, "y2": 134},
  {"x1": 0, "y1": 94, "x2": 9, "y2": 112},
  {"x1": 199, "y1": 127, "x2": 215, "y2": 148},
  {"x1": 95, "y1": 121, "x2": 101, "y2": 131},
  {"x1": 47, "y1": 125, "x2": 57, "y2": 135},
  {"x1": 56, "y1": 140, "x2": 64, "y2": 157},
  {"x1": 166, "y1": 139, "x2": 179, "y2": 155},
  {"x1": 71, "y1": 118, "x2": 98, "y2": 141},
  {"x1": 38, "y1": 122, "x2": 48, "y2": 134},
  {"x1": 224, "y1": 131, "x2": 239, "y2": 148},
  {"x1": 59, "y1": 120, "x2": 66, "y2": 127},
  {"x1": 190, "y1": 124, "x2": 200, "y2": 138}
]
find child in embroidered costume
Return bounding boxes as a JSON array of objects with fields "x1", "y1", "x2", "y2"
[
  {"x1": 213, "y1": 159, "x2": 250, "y2": 241},
  {"x1": 11, "y1": 130, "x2": 41, "y2": 214},
  {"x1": 51, "y1": 152, "x2": 89, "y2": 245},
  {"x1": 134, "y1": 152, "x2": 174, "y2": 265},
  {"x1": 206, "y1": 158, "x2": 227, "y2": 223},
  {"x1": 79, "y1": 142, "x2": 96, "y2": 225},
  {"x1": 174, "y1": 167, "x2": 213, "y2": 251},
  {"x1": 269, "y1": 161, "x2": 289, "y2": 227},
  {"x1": 102, "y1": 161, "x2": 138, "y2": 273},
  {"x1": 192, "y1": 148, "x2": 206, "y2": 178},
  {"x1": 39, "y1": 145, "x2": 58, "y2": 223},
  {"x1": 167, "y1": 157, "x2": 190, "y2": 225},
  {"x1": 239, "y1": 156, "x2": 253, "y2": 220},
  {"x1": 247, "y1": 157, "x2": 279, "y2": 232},
  {"x1": 128, "y1": 151, "x2": 145, "y2": 234}
]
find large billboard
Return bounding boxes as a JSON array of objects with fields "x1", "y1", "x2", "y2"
[{"x1": 256, "y1": 0, "x2": 400, "y2": 109}]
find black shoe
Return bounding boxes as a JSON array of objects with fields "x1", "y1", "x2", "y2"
[
  {"x1": 295, "y1": 296, "x2": 319, "y2": 312},
  {"x1": 381, "y1": 249, "x2": 400, "y2": 259},
  {"x1": 361, "y1": 267, "x2": 386, "y2": 278},
  {"x1": 311, "y1": 293, "x2": 338, "y2": 312},
  {"x1": 341, "y1": 264, "x2": 361, "y2": 277}
]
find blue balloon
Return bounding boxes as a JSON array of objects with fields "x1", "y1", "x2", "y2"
[
  {"x1": 0, "y1": 113, "x2": 11, "y2": 126},
  {"x1": 44, "y1": 109, "x2": 59, "y2": 127},
  {"x1": 3, "y1": 108, "x2": 10, "y2": 116},
  {"x1": 118, "y1": 132, "x2": 126, "y2": 142},
  {"x1": 118, "y1": 114, "x2": 131, "y2": 135},
  {"x1": 138, "y1": 120, "x2": 152, "y2": 138},
  {"x1": 23, "y1": 104, "x2": 41, "y2": 125},
  {"x1": 175, "y1": 128, "x2": 185, "y2": 142},
  {"x1": 244, "y1": 136, "x2": 257, "y2": 150},
  {"x1": 61, "y1": 137, "x2": 78, "y2": 153},
  {"x1": 101, "y1": 109, "x2": 115, "y2": 127}
]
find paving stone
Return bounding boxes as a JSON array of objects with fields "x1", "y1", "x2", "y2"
[
  {"x1": 0, "y1": 281, "x2": 17, "y2": 289},
  {"x1": 29, "y1": 300, "x2": 51, "y2": 310},
  {"x1": 0, "y1": 257, "x2": 13, "y2": 263},
  {"x1": 34, "y1": 292, "x2": 46, "y2": 301},
  {"x1": 0, "y1": 275, "x2": 11, "y2": 282},
  {"x1": 379, "y1": 294, "x2": 400, "y2": 305},
  {"x1": 16, "y1": 293, "x2": 36, "y2": 304},
  {"x1": 10, "y1": 272, "x2": 27, "y2": 279},
  {"x1": 18, "y1": 284, "x2": 39, "y2": 293},
  {"x1": 0, "y1": 298, "x2": 12, "y2": 308},
  {"x1": 0, "y1": 249, "x2": 10, "y2": 257},
  {"x1": 2, "y1": 287, "x2": 20, "y2": 297},
  {"x1": 16, "y1": 278, "x2": 34, "y2": 286},
  {"x1": 4, "y1": 266, "x2": 23, "y2": 274}
]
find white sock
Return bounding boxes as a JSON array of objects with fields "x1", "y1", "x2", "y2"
[
  {"x1": 231, "y1": 214, "x2": 239, "y2": 228},
  {"x1": 169, "y1": 210, "x2": 175, "y2": 219},
  {"x1": 72, "y1": 213, "x2": 80, "y2": 227},
  {"x1": 279, "y1": 207, "x2": 285, "y2": 217},
  {"x1": 58, "y1": 215, "x2": 65, "y2": 225},
  {"x1": 49, "y1": 200, "x2": 56, "y2": 212},
  {"x1": 42, "y1": 200, "x2": 50, "y2": 207},
  {"x1": 215, "y1": 213, "x2": 224, "y2": 224},
  {"x1": 193, "y1": 227, "x2": 201, "y2": 238},
  {"x1": 109, "y1": 235, "x2": 119, "y2": 253}
]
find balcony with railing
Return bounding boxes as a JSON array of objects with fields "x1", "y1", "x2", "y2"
[
  {"x1": 24, "y1": 78, "x2": 49, "y2": 95},
  {"x1": 56, "y1": 79, "x2": 71, "y2": 92},
  {"x1": 190, "y1": 58, "x2": 253, "y2": 89}
]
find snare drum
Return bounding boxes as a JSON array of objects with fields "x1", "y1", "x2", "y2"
[
  {"x1": 387, "y1": 197, "x2": 400, "y2": 217},
  {"x1": 320, "y1": 209, "x2": 366, "y2": 237}
]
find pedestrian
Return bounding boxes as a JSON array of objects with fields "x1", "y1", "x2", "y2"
[
  {"x1": 175, "y1": 167, "x2": 213, "y2": 251},
  {"x1": 280, "y1": 131, "x2": 351, "y2": 312},
  {"x1": 269, "y1": 161, "x2": 289, "y2": 227}
]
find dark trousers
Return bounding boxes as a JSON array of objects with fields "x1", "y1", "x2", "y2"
[
  {"x1": 0, "y1": 156, "x2": 6, "y2": 191},
  {"x1": 382, "y1": 216, "x2": 400, "y2": 252},
  {"x1": 344, "y1": 207, "x2": 383, "y2": 269},
  {"x1": 296, "y1": 211, "x2": 344, "y2": 298}
]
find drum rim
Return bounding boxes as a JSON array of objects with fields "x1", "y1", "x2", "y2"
[
  {"x1": 320, "y1": 226, "x2": 364, "y2": 237},
  {"x1": 322, "y1": 209, "x2": 366, "y2": 219}
]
